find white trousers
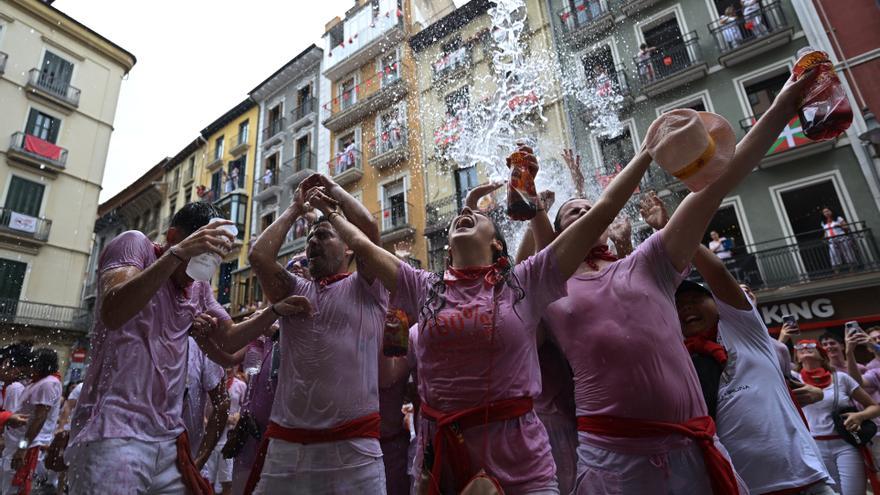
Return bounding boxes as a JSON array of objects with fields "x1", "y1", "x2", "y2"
[
  {"x1": 66, "y1": 438, "x2": 185, "y2": 495},
  {"x1": 815, "y1": 438, "x2": 865, "y2": 495}
]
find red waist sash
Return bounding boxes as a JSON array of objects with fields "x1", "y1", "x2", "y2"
[
  {"x1": 175, "y1": 431, "x2": 213, "y2": 495},
  {"x1": 577, "y1": 414, "x2": 739, "y2": 495},
  {"x1": 243, "y1": 412, "x2": 380, "y2": 495},
  {"x1": 420, "y1": 397, "x2": 533, "y2": 495}
]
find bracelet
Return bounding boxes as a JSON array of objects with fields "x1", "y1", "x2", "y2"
[
  {"x1": 168, "y1": 248, "x2": 185, "y2": 263},
  {"x1": 327, "y1": 210, "x2": 343, "y2": 222}
]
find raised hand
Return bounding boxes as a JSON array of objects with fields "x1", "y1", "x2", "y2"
[
  {"x1": 538, "y1": 190, "x2": 556, "y2": 211},
  {"x1": 639, "y1": 191, "x2": 670, "y2": 230},
  {"x1": 190, "y1": 313, "x2": 219, "y2": 338},
  {"x1": 775, "y1": 68, "x2": 820, "y2": 116},
  {"x1": 272, "y1": 295, "x2": 313, "y2": 318},
  {"x1": 304, "y1": 186, "x2": 340, "y2": 216},
  {"x1": 6, "y1": 413, "x2": 28, "y2": 428},
  {"x1": 608, "y1": 216, "x2": 632, "y2": 244},
  {"x1": 561, "y1": 149, "x2": 585, "y2": 198},
  {"x1": 465, "y1": 181, "x2": 505, "y2": 210},
  {"x1": 173, "y1": 220, "x2": 235, "y2": 260}
]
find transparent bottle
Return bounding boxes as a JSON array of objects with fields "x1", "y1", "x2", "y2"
[
  {"x1": 793, "y1": 47, "x2": 852, "y2": 141},
  {"x1": 185, "y1": 218, "x2": 237, "y2": 281}
]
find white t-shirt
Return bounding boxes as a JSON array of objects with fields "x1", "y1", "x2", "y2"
[
  {"x1": 8, "y1": 375, "x2": 63, "y2": 448},
  {"x1": 714, "y1": 296, "x2": 829, "y2": 493},
  {"x1": 182, "y1": 337, "x2": 225, "y2": 457},
  {"x1": 2, "y1": 382, "x2": 25, "y2": 412},
  {"x1": 802, "y1": 371, "x2": 861, "y2": 437},
  {"x1": 64, "y1": 382, "x2": 84, "y2": 432},
  {"x1": 709, "y1": 239, "x2": 732, "y2": 259}
]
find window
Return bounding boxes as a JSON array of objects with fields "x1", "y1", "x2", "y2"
[
  {"x1": 455, "y1": 166, "x2": 478, "y2": 208},
  {"x1": 744, "y1": 72, "x2": 789, "y2": 118},
  {"x1": 376, "y1": 106, "x2": 405, "y2": 154},
  {"x1": 295, "y1": 136, "x2": 311, "y2": 172},
  {"x1": 582, "y1": 45, "x2": 615, "y2": 82},
  {"x1": 260, "y1": 212, "x2": 275, "y2": 233},
  {"x1": 211, "y1": 170, "x2": 223, "y2": 197},
  {"x1": 597, "y1": 128, "x2": 635, "y2": 176},
  {"x1": 712, "y1": 0, "x2": 741, "y2": 16},
  {"x1": 268, "y1": 104, "x2": 282, "y2": 133},
  {"x1": 184, "y1": 186, "x2": 192, "y2": 202},
  {"x1": 296, "y1": 85, "x2": 314, "y2": 119},
  {"x1": 703, "y1": 204, "x2": 745, "y2": 252},
  {"x1": 780, "y1": 180, "x2": 848, "y2": 239},
  {"x1": 226, "y1": 157, "x2": 245, "y2": 191},
  {"x1": 380, "y1": 51, "x2": 400, "y2": 87},
  {"x1": 340, "y1": 77, "x2": 356, "y2": 110},
  {"x1": 445, "y1": 87, "x2": 469, "y2": 116},
  {"x1": 186, "y1": 157, "x2": 195, "y2": 182},
  {"x1": 329, "y1": 23, "x2": 344, "y2": 48},
  {"x1": 214, "y1": 136, "x2": 224, "y2": 160},
  {"x1": 5, "y1": 176, "x2": 45, "y2": 217},
  {"x1": 642, "y1": 16, "x2": 682, "y2": 48},
  {"x1": 169, "y1": 198, "x2": 177, "y2": 221},
  {"x1": 39, "y1": 51, "x2": 74, "y2": 94},
  {"x1": 217, "y1": 260, "x2": 238, "y2": 305},
  {"x1": 381, "y1": 179, "x2": 407, "y2": 231},
  {"x1": 25, "y1": 109, "x2": 61, "y2": 143},
  {"x1": 171, "y1": 167, "x2": 180, "y2": 190},
  {"x1": 334, "y1": 131, "x2": 359, "y2": 174},
  {"x1": 215, "y1": 193, "x2": 247, "y2": 240},
  {"x1": 0, "y1": 259, "x2": 27, "y2": 303},
  {"x1": 238, "y1": 120, "x2": 249, "y2": 145}
]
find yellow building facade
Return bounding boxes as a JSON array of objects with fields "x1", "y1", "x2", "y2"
[{"x1": 320, "y1": 0, "x2": 428, "y2": 266}]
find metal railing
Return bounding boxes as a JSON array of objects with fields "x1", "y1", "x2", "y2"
[
  {"x1": 28, "y1": 69, "x2": 81, "y2": 107},
  {"x1": 375, "y1": 202, "x2": 413, "y2": 233},
  {"x1": 329, "y1": 148, "x2": 363, "y2": 177},
  {"x1": 255, "y1": 171, "x2": 279, "y2": 193},
  {"x1": 0, "y1": 298, "x2": 92, "y2": 332},
  {"x1": 371, "y1": 127, "x2": 407, "y2": 156},
  {"x1": 633, "y1": 31, "x2": 703, "y2": 86},
  {"x1": 557, "y1": 0, "x2": 609, "y2": 35},
  {"x1": 426, "y1": 195, "x2": 461, "y2": 226},
  {"x1": 9, "y1": 132, "x2": 68, "y2": 169},
  {"x1": 284, "y1": 150, "x2": 317, "y2": 173},
  {"x1": 322, "y1": 62, "x2": 402, "y2": 121},
  {"x1": 708, "y1": 1, "x2": 789, "y2": 54},
  {"x1": 432, "y1": 46, "x2": 471, "y2": 80},
  {"x1": 292, "y1": 97, "x2": 316, "y2": 121},
  {"x1": 0, "y1": 52, "x2": 7, "y2": 74},
  {"x1": 233, "y1": 131, "x2": 249, "y2": 148},
  {"x1": 262, "y1": 117, "x2": 286, "y2": 141},
  {"x1": 583, "y1": 65, "x2": 632, "y2": 109},
  {"x1": 687, "y1": 224, "x2": 880, "y2": 291},
  {"x1": 0, "y1": 207, "x2": 51, "y2": 242}
]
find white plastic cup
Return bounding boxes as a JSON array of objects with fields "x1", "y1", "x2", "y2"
[{"x1": 185, "y1": 218, "x2": 238, "y2": 281}]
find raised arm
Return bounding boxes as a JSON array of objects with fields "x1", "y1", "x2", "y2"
[
  {"x1": 692, "y1": 246, "x2": 751, "y2": 310},
  {"x1": 194, "y1": 381, "x2": 229, "y2": 470},
  {"x1": 660, "y1": 70, "x2": 817, "y2": 271},
  {"x1": 550, "y1": 150, "x2": 652, "y2": 278},
  {"x1": 561, "y1": 149, "x2": 586, "y2": 199},
  {"x1": 306, "y1": 187, "x2": 402, "y2": 293},
  {"x1": 198, "y1": 296, "x2": 312, "y2": 354},
  {"x1": 100, "y1": 222, "x2": 233, "y2": 330},
  {"x1": 249, "y1": 197, "x2": 303, "y2": 303}
]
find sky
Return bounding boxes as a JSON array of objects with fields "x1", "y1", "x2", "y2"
[{"x1": 53, "y1": 0, "x2": 362, "y2": 202}]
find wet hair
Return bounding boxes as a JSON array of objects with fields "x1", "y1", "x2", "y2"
[
  {"x1": 0, "y1": 343, "x2": 32, "y2": 369},
  {"x1": 819, "y1": 331, "x2": 843, "y2": 345},
  {"x1": 31, "y1": 348, "x2": 59, "y2": 378},
  {"x1": 170, "y1": 202, "x2": 222, "y2": 236},
  {"x1": 421, "y1": 216, "x2": 525, "y2": 323},
  {"x1": 553, "y1": 198, "x2": 588, "y2": 233},
  {"x1": 640, "y1": 43, "x2": 647, "y2": 50}
]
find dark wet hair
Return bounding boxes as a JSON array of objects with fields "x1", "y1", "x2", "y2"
[
  {"x1": 31, "y1": 348, "x2": 59, "y2": 377},
  {"x1": 553, "y1": 198, "x2": 587, "y2": 233},
  {"x1": 819, "y1": 331, "x2": 843, "y2": 345},
  {"x1": 421, "y1": 216, "x2": 525, "y2": 323},
  {"x1": 640, "y1": 43, "x2": 647, "y2": 50},
  {"x1": 0, "y1": 342, "x2": 32, "y2": 369},
  {"x1": 170, "y1": 202, "x2": 222, "y2": 236}
]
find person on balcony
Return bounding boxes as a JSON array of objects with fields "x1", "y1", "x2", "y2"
[
  {"x1": 742, "y1": 0, "x2": 769, "y2": 37},
  {"x1": 822, "y1": 207, "x2": 858, "y2": 268},
  {"x1": 720, "y1": 6, "x2": 743, "y2": 49},
  {"x1": 262, "y1": 168, "x2": 274, "y2": 189},
  {"x1": 636, "y1": 43, "x2": 657, "y2": 83},
  {"x1": 708, "y1": 231, "x2": 734, "y2": 260}
]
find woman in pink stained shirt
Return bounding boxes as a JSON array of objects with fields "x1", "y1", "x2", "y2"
[{"x1": 304, "y1": 142, "x2": 653, "y2": 494}]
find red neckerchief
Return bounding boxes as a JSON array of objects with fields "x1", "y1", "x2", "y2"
[
  {"x1": 318, "y1": 272, "x2": 352, "y2": 288},
  {"x1": 584, "y1": 245, "x2": 618, "y2": 271},
  {"x1": 800, "y1": 367, "x2": 832, "y2": 389},
  {"x1": 153, "y1": 244, "x2": 191, "y2": 299},
  {"x1": 443, "y1": 257, "x2": 510, "y2": 288},
  {"x1": 226, "y1": 376, "x2": 234, "y2": 390},
  {"x1": 684, "y1": 323, "x2": 728, "y2": 366}
]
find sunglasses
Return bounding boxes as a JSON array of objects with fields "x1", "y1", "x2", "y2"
[{"x1": 794, "y1": 342, "x2": 818, "y2": 350}]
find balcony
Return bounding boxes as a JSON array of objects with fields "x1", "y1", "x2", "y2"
[
  {"x1": 0, "y1": 299, "x2": 92, "y2": 333},
  {"x1": 432, "y1": 46, "x2": 471, "y2": 82},
  {"x1": 369, "y1": 127, "x2": 408, "y2": 170},
  {"x1": 329, "y1": 148, "x2": 364, "y2": 186},
  {"x1": 291, "y1": 98, "x2": 317, "y2": 130},
  {"x1": 374, "y1": 202, "x2": 415, "y2": 244},
  {"x1": 7, "y1": 132, "x2": 68, "y2": 176},
  {"x1": 322, "y1": 68, "x2": 408, "y2": 133},
  {"x1": 254, "y1": 171, "x2": 282, "y2": 202},
  {"x1": 284, "y1": 151, "x2": 317, "y2": 188},
  {"x1": 229, "y1": 132, "x2": 250, "y2": 156},
  {"x1": 740, "y1": 115, "x2": 836, "y2": 167},
  {"x1": 425, "y1": 195, "x2": 461, "y2": 234},
  {"x1": 0, "y1": 52, "x2": 7, "y2": 74},
  {"x1": 214, "y1": 193, "x2": 248, "y2": 242},
  {"x1": 323, "y1": 4, "x2": 405, "y2": 81},
  {"x1": 686, "y1": 224, "x2": 880, "y2": 292},
  {"x1": 557, "y1": 0, "x2": 614, "y2": 48},
  {"x1": 634, "y1": 32, "x2": 707, "y2": 97},
  {"x1": 579, "y1": 66, "x2": 634, "y2": 123},
  {"x1": 0, "y1": 207, "x2": 52, "y2": 251},
  {"x1": 206, "y1": 150, "x2": 224, "y2": 171},
  {"x1": 261, "y1": 117, "x2": 286, "y2": 148},
  {"x1": 168, "y1": 177, "x2": 179, "y2": 196},
  {"x1": 26, "y1": 69, "x2": 81, "y2": 111},
  {"x1": 615, "y1": 0, "x2": 662, "y2": 16},
  {"x1": 709, "y1": 1, "x2": 793, "y2": 67}
]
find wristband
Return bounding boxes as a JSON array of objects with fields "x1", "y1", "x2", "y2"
[
  {"x1": 168, "y1": 248, "x2": 185, "y2": 263},
  {"x1": 327, "y1": 210, "x2": 343, "y2": 222}
]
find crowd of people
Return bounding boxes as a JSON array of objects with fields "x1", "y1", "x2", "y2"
[{"x1": 0, "y1": 59, "x2": 870, "y2": 495}]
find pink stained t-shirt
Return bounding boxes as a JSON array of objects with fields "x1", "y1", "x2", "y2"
[
  {"x1": 270, "y1": 271, "x2": 388, "y2": 457},
  {"x1": 70, "y1": 231, "x2": 230, "y2": 446},
  {"x1": 391, "y1": 247, "x2": 567, "y2": 493},
  {"x1": 543, "y1": 232, "x2": 706, "y2": 454}
]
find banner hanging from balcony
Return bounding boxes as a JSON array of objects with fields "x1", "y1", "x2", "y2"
[
  {"x1": 24, "y1": 134, "x2": 62, "y2": 161},
  {"x1": 9, "y1": 212, "x2": 38, "y2": 234},
  {"x1": 768, "y1": 116, "x2": 810, "y2": 155}
]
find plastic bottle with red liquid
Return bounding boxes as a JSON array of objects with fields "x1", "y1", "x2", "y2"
[
  {"x1": 506, "y1": 143, "x2": 539, "y2": 221},
  {"x1": 792, "y1": 47, "x2": 852, "y2": 141},
  {"x1": 382, "y1": 308, "x2": 410, "y2": 357}
]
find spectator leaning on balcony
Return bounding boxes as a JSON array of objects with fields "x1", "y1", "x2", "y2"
[
  {"x1": 262, "y1": 168, "x2": 273, "y2": 188},
  {"x1": 742, "y1": 0, "x2": 769, "y2": 36},
  {"x1": 720, "y1": 6, "x2": 743, "y2": 49},
  {"x1": 636, "y1": 43, "x2": 657, "y2": 83},
  {"x1": 822, "y1": 207, "x2": 858, "y2": 267},
  {"x1": 708, "y1": 231, "x2": 733, "y2": 260}
]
